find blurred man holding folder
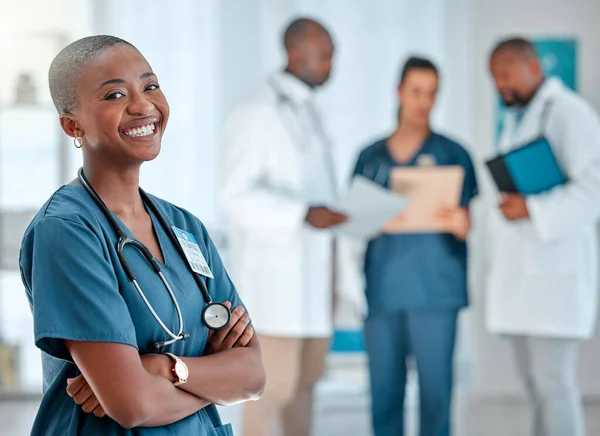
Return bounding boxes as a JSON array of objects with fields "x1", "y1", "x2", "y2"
[
  {"x1": 351, "y1": 57, "x2": 478, "y2": 436},
  {"x1": 486, "y1": 37, "x2": 600, "y2": 436}
]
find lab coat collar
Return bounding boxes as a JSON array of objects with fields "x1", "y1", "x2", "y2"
[
  {"x1": 505, "y1": 77, "x2": 564, "y2": 146},
  {"x1": 272, "y1": 71, "x2": 314, "y2": 103},
  {"x1": 526, "y1": 76, "x2": 562, "y2": 108},
  {"x1": 506, "y1": 77, "x2": 562, "y2": 116}
]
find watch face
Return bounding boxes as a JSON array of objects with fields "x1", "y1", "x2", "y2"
[{"x1": 174, "y1": 361, "x2": 189, "y2": 381}]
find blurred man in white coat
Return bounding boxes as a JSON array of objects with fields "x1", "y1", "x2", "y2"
[
  {"x1": 219, "y1": 18, "x2": 347, "y2": 436},
  {"x1": 487, "y1": 37, "x2": 600, "y2": 436}
]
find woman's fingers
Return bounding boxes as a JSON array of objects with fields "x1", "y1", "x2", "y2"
[
  {"x1": 93, "y1": 404, "x2": 106, "y2": 418},
  {"x1": 66, "y1": 375, "x2": 87, "y2": 398},
  {"x1": 81, "y1": 394, "x2": 100, "y2": 414},
  {"x1": 211, "y1": 305, "x2": 244, "y2": 343},
  {"x1": 73, "y1": 382, "x2": 94, "y2": 406},
  {"x1": 234, "y1": 325, "x2": 255, "y2": 348},
  {"x1": 223, "y1": 314, "x2": 251, "y2": 348}
]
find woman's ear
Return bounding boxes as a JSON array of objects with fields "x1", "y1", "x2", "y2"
[
  {"x1": 397, "y1": 85, "x2": 404, "y2": 103},
  {"x1": 59, "y1": 114, "x2": 82, "y2": 139}
]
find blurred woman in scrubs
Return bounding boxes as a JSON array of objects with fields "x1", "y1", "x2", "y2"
[{"x1": 352, "y1": 57, "x2": 478, "y2": 436}]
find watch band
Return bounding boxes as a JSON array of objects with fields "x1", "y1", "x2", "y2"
[{"x1": 165, "y1": 352, "x2": 188, "y2": 386}]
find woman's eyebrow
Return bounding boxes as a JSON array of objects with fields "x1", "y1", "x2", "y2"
[{"x1": 97, "y1": 73, "x2": 156, "y2": 90}]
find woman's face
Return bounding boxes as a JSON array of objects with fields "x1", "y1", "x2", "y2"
[
  {"x1": 63, "y1": 44, "x2": 170, "y2": 165},
  {"x1": 398, "y1": 68, "x2": 438, "y2": 126}
]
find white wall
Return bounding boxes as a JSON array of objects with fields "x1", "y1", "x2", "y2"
[
  {"x1": 216, "y1": 0, "x2": 473, "y2": 187},
  {"x1": 0, "y1": 0, "x2": 92, "y2": 106},
  {"x1": 92, "y1": 0, "x2": 222, "y2": 222},
  {"x1": 0, "y1": 0, "x2": 93, "y2": 392},
  {"x1": 6, "y1": 0, "x2": 599, "y2": 403},
  {"x1": 0, "y1": 0, "x2": 93, "y2": 203},
  {"x1": 467, "y1": 0, "x2": 600, "y2": 397}
]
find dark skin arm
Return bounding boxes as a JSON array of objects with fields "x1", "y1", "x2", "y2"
[
  {"x1": 135, "y1": 306, "x2": 264, "y2": 406},
  {"x1": 168, "y1": 337, "x2": 263, "y2": 406},
  {"x1": 68, "y1": 304, "x2": 264, "y2": 417},
  {"x1": 65, "y1": 341, "x2": 209, "y2": 429}
]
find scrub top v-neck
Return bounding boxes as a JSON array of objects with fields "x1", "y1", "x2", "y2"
[
  {"x1": 353, "y1": 132, "x2": 478, "y2": 312},
  {"x1": 20, "y1": 184, "x2": 241, "y2": 435}
]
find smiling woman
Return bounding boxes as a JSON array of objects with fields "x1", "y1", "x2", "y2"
[
  {"x1": 18, "y1": 35, "x2": 265, "y2": 435},
  {"x1": 50, "y1": 38, "x2": 170, "y2": 166}
]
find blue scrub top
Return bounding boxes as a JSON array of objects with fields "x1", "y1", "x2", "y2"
[
  {"x1": 19, "y1": 185, "x2": 242, "y2": 436},
  {"x1": 353, "y1": 133, "x2": 478, "y2": 313}
]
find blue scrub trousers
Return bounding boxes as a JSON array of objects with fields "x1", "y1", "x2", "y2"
[{"x1": 364, "y1": 309, "x2": 458, "y2": 436}]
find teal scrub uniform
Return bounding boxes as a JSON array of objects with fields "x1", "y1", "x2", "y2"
[
  {"x1": 353, "y1": 133, "x2": 478, "y2": 436},
  {"x1": 19, "y1": 185, "x2": 242, "y2": 436}
]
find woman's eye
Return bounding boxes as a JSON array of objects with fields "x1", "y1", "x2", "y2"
[
  {"x1": 146, "y1": 84, "x2": 160, "y2": 91},
  {"x1": 106, "y1": 92, "x2": 125, "y2": 100}
]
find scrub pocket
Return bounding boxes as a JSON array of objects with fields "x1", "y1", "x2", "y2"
[{"x1": 214, "y1": 423, "x2": 234, "y2": 436}]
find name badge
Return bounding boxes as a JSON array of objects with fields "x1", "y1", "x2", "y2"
[
  {"x1": 416, "y1": 153, "x2": 437, "y2": 166},
  {"x1": 172, "y1": 226, "x2": 214, "y2": 278}
]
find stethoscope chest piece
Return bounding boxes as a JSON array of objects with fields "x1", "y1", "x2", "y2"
[
  {"x1": 77, "y1": 167, "x2": 232, "y2": 349},
  {"x1": 202, "y1": 302, "x2": 231, "y2": 330}
]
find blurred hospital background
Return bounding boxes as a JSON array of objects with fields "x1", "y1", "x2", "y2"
[{"x1": 2, "y1": 0, "x2": 600, "y2": 435}]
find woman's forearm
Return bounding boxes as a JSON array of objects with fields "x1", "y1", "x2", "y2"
[
  {"x1": 65, "y1": 341, "x2": 210, "y2": 429},
  {"x1": 163, "y1": 337, "x2": 265, "y2": 406},
  {"x1": 135, "y1": 374, "x2": 210, "y2": 427}
]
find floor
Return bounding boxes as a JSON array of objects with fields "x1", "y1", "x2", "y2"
[
  {"x1": 5, "y1": 353, "x2": 600, "y2": 436},
  {"x1": 3, "y1": 349, "x2": 598, "y2": 436},
  {"x1": 4, "y1": 395, "x2": 600, "y2": 436}
]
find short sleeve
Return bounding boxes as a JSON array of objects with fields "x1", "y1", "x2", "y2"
[
  {"x1": 21, "y1": 217, "x2": 138, "y2": 361},
  {"x1": 459, "y1": 151, "x2": 479, "y2": 207}
]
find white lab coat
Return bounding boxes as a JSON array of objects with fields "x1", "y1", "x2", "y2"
[
  {"x1": 486, "y1": 77, "x2": 600, "y2": 339},
  {"x1": 219, "y1": 72, "x2": 338, "y2": 338}
]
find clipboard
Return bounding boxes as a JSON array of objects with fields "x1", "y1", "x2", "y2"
[{"x1": 386, "y1": 165, "x2": 464, "y2": 233}]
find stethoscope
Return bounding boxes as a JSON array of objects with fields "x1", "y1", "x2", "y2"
[
  {"x1": 268, "y1": 76, "x2": 339, "y2": 196},
  {"x1": 269, "y1": 78, "x2": 305, "y2": 150},
  {"x1": 77, "y1": 168, "x2": 231, "y2": 351}
]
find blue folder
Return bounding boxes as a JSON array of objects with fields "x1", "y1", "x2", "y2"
[{"x1": 486, "y1": 137, "x2": 567, "y2": 195}]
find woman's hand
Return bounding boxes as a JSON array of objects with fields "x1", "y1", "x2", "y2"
[
  {"x1": 67, "y1": 302, "x2": 255, "y2": 415},
  {"x1": 204, "y1": 302, "x2": 254, "y2": 356},
  {"x1": 67, "y1": 375, "x2": 106, "y2": 418},
  {"x1": 67, "y1": 353, "x2": 185, "y2": 416},
  {"x1": 435, "y1": 207, "x2": 470, "y2": 240},
  {"x1": 140, "y1": 354, "x2": 175, "y2": 382},
  {"x1": 382, "y1": 213, "x2": 406, "y2": 233}
]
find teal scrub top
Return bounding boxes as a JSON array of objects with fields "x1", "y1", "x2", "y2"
[
  {"x1": 19, "y1": 185, "x2": 241, "y2": 436},
  {"x1": 353, "y1": 133, "x2": 478, "y2": 313}
]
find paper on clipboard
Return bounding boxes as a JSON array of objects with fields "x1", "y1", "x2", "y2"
[
  {"x1": 333, "y1": 176, "x2": 409, "y2": 240},
  {"x1": 386, "y1": 165, "x2": 464, "y2": 233}
]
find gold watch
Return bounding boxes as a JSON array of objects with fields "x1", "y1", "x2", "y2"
[{"x1": 165, "y1": 353, "x2": 189, "y2": 386}]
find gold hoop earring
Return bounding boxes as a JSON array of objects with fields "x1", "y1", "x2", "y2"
[{"x1": 74, "y1": 136, "x2": 84, "y2": 149}]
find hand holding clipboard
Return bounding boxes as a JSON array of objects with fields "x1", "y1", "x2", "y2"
[{"x1": 385, "y1": 166, "x2": 464, "y2": 233}]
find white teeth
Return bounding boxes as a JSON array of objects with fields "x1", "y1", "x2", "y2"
[{"x1": 124, "y1": 123, "x2": 157, "y2": 137}]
